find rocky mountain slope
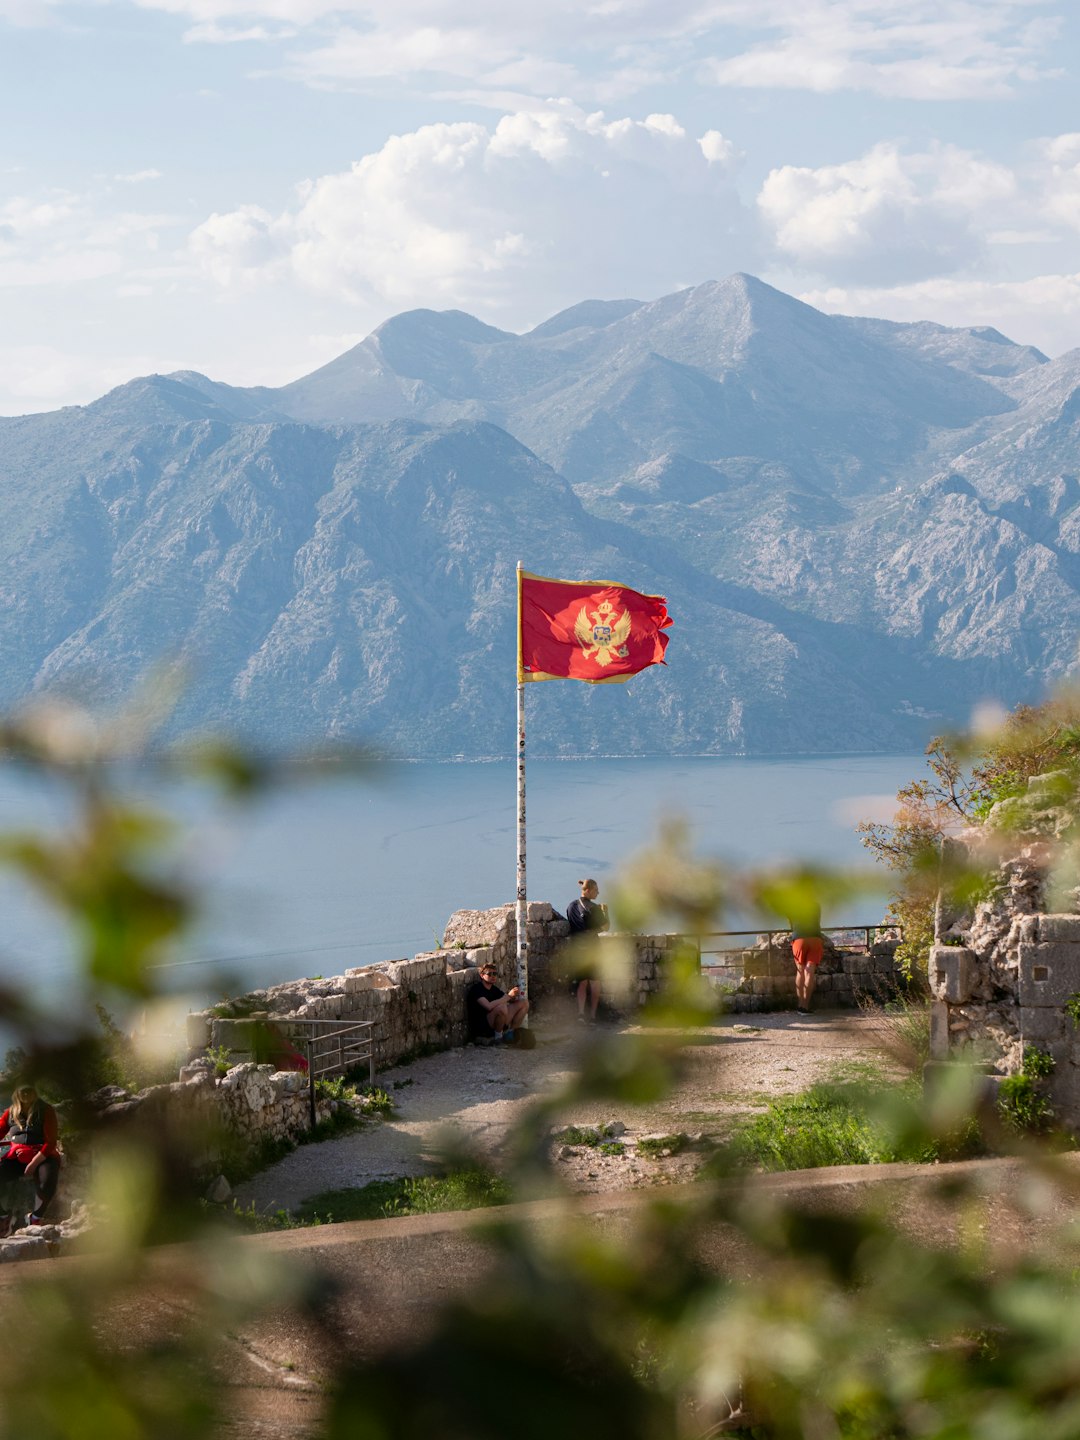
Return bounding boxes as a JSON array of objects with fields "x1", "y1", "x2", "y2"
[{"x1": 0, "y1": 275, "x2": 1076, "y2": 756}]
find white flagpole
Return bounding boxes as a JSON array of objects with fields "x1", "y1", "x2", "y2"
[{"x1": 515, "y1": 562, "x2": 529, "y2": 1003}]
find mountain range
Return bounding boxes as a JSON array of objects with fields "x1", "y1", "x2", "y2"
[{"x1": 1, "y1": 273, "x2": 1076, "y2": 757}]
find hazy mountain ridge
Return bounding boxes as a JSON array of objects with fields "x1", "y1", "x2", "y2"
[{"x1": 1, "y1": 274, "x2": 1076, "y2": 756}]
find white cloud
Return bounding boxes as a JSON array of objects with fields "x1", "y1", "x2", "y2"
[
  {"x1": 798, "y1": 273, "x2": 1080, "y2": 359},
  {"x1": 704, "y1": 1, "x2": 1060, "y2": 100},
  {"x1": 0, "y1": 184, "x2": 184, "y2": 291},
  {"x1": 188, "y1": 104, "x2": 754, "y2": 316},
  {"x1": 1037, "y1": 133, "x2": 1080, "y2": 232},
  {"x1": 120, "y1": 0, "x2": 1060, "y2": 106},
  {"x1": 114, "y1": 169, "x2": 163, "y2": 184},
  {"x1": 757, "y1": 142, "x2": 1016, "y2": 284}
]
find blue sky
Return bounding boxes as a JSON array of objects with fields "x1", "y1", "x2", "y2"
[{"x1": 2, "y1": 0, "x2": 1080, "y2": 413}]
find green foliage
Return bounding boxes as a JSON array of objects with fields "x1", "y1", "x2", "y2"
[
  {"x1": 1067, "y1": 992, "x2": 1080, "y2": 1028},
  {"x1": 722, "y1": 1068, "x2": 987, "y2": 1173},
  {"x1": 636, "y1": 1133, "x2": 690, "y2": 1159},
  {"x1": 296, "y1": 1168, "x2": 513, "y2": 1224},
  {"x1": 1022, "y1": 1044, "x2": 1056, "y2": 1080},
  {"x1": 997, "y1": 1046, "x2": 1057, "y2": 1134},
  {"x1": 203, "y1": 1044, "x2": 232, "y2": 1079},
  {"x1": 861, "y1": 700, "x2": 1080, "y2": 983},
  {"x1": 859, "y1": 993, "x2": 932, "y2": 1074},
  {"x1": 220, "y1": 1199, "x2": 332, "y2": 1233},
  {"x1": 314, "y1": 1075, "x2": 394, "y2": 1115},
  {"x1": 11, "y1": 697, "x2": 1080, "y2": 1440},
  {"x1": 558, "y1": 1123, "x2": 623, "y2": 1147}
]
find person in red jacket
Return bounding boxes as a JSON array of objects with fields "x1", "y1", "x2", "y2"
[{"x1": 0, "y1": 1085, "x2": 61, "y2": 1233}]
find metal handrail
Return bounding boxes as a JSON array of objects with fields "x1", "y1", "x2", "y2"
[
  {"x1": 699, "y1": 924, "x2": 903, "y2": 967},
  {"x1": 204, "y1": 1014, "x2": 377, "y2": 1131}
]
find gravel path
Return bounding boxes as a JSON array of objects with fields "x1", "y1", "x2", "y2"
[{"x1": 237, "y1": 1004, "x2": 906, "y2": 1213}]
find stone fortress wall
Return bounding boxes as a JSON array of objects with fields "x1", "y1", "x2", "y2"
[
  {"x1": 927, "y1": 830, "x2": 1080, "y2": 1127},
  {"x1": 185, "y1": 901, "x2": 680, "y2": 1073}
]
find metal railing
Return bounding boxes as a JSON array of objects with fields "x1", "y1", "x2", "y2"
[
  {"x1": 283, "y1": 1018, "x2": 377, "y2": 1129},
  {"x1": 699, "y1": 924, "x2": 902, "y2": 969},
  {"x1": 205, "y1": 1014, "x2": 378, "y2": 1130}
]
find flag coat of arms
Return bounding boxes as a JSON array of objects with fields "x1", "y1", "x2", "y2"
[{"x1": 518, "y1": 570, "x2": 672, "y2": 683}]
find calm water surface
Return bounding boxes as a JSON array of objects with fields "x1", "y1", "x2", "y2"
[{"x1": 0, "y1": 755, "x2": 921, "y2": 1003}]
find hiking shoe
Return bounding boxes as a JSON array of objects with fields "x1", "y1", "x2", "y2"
[{"x1": 503, "y1": 1030, "x2": 514, "y2": 1044}]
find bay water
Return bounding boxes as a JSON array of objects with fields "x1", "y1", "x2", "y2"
[{"x1": 0, "y1": 754, "x2": 923, "y2": 1006}]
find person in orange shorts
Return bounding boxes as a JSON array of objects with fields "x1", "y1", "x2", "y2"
[{"x1": 790, "y1": 901, "x2": 824, "y2": 1013}]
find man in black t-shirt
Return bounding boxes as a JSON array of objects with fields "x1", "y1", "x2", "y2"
[{"x1": 466, "y1": 963, "x2": 529, "y2": 1042}]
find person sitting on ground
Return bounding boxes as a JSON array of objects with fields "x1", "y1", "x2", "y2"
[
  {"x1": 566, "y1": 877, "x2": 609, "y2": 1024},
  {"x1": 0, "y1": 1084, "x2": 61, "y2": 1234},
  {"x1": 789, "y1": 897, "x2": 824, "y2": 1014},
  {"x1": 465, "y1": 963, "x2": 529, "y2": 1043}
]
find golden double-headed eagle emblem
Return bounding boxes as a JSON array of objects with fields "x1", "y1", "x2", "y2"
[{"x1": 574, "y1": 599, "x2": 632, "y2": 666}]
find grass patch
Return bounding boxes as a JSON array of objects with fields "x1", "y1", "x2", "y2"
[
  {"x1": 723, "y1": 1076, "x2": 984, "y2": 1173},
  {"x1": 557, "y1": 1123, "x2": 623, "y2": 1148},
  {"x1": 295, "y1": 1169, "x2": 513, "y2": 1223},
  {"x1": 637, "y1": 1134, "x2": 690, "y2": 1159}
]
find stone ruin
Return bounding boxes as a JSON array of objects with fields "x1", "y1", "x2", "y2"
[{"x1": 928, "y1": 774, "x2": 1080, "y2": 1129}]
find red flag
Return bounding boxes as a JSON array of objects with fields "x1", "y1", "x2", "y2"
[{"x1": 518, "y1": 570, "x2": 672, "y2": 684}]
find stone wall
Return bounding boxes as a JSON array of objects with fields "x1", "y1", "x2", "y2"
[
  {"x1": 924, "y1": 827, "x2": 1080, "y2": 1129},
  {"x1": 186, "y1": 902, "x2": 686, "y2": 1072},
  {"x1": 704, "y1": 934, "x2": 902, "y2": 1012}
]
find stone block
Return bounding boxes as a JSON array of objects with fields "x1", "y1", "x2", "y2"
[
  {"x1": 929, "y1": 1000, "x2": 950, "y2": 1061},
  {"x1": 928, "y1": 946, "x2": 977, "y2": 1005},
  {"x1": 1016, "y1": 916, "x2": 1039, "y2": 944},
  {"x1": 1038, "y1": 916, "x2": 1080, "y2": 944},
  {"x1": 1020, "y1": 1007, "x2": 1066, "y2": 1044},
  {"x1": 1018, "y1": 942, "x2": 1080, "y2": 1006},
  {"x1": 549, "y1": 920, "x2": 570, "y2": 939},
  {"x1": 442, "y1": 905, "x2": 514, "y2": 949},
  {"x1": 841, "y1": 954, "x2": 871, "y2": 975},
  {"x1": 186, "y1": 1013, "x2": 211, "y2": 1050},
  {"x1": 1048, "y1": 1061, "x2": 1080, "y2": 1131},
  {"x1": 527, "y1": 901, "x2": 555, "y2": 922},
  {"x1": 345, "y1": 969, "x2": 395, "y2": 995},
  {"x1": 742, "y1": 954, "x2": 770, "y2": 979}
]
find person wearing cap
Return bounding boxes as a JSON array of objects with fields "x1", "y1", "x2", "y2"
[
  {"x1": 566, "y1": 878, "x2": 608, "y2": 1024},
  {"x1": 465, "y1": 963, "x2": 529, "y2": 1044}
]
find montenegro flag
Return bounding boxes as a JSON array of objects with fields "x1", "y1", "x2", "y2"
[{"x1": 518, "y1": 570, "x2": 672, "y2": 684}]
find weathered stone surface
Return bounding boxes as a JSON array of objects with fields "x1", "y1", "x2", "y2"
[
  {"x1": 442, "y1": 906, "x2": 513, "y2": 949},
  {"x1": 928, "y1": 945, "x2": 977, "y2": 1004},
  {"x1": 1018, "y1": 941, "x2": 1080, "y2": 1007},
  {"x1": 929, "y1": 1000, "x2": 950, "y2": 1061},
  {"x1": 1020, "y1": 1007, "x2": 1066, "y2": 1044},
  {"x1": 206, "y1": 1174, "x2": 232, "y2": 1204},
  {"x1": 186, "y1": 1013, "x2": 211, "y2": 1049},
  {"x1": 1037, "y1": 916, "x2": 1080, "y2": 944}
]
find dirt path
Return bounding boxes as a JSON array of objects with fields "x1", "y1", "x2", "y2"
[{"x1": 237, "y1": 1004, "x2": 905, "y2": 1213}]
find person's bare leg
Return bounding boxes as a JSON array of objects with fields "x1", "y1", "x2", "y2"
[
  {"x1": 589, "y1": 981, "x2": 601, "y2": 1020},
  {"x1": 803, "y1": 965, "x2": 818, "y2": 1009},
  {"x1": 508, "y1": 999, "x2": 529, "y2": 1028},
  {"x1": 795, "y1": 964, "x2": 807, "y2": 1009},
  {"x1": 577, "y1": 981, "x2": 588, "y2": 1019}
]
